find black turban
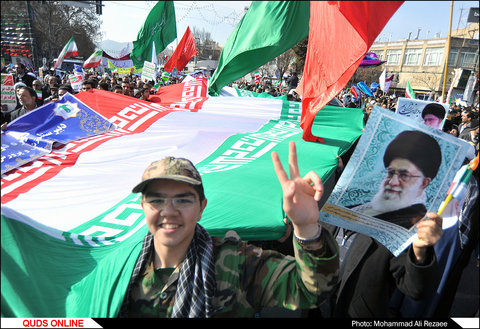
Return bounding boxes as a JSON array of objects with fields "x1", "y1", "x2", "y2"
[
  {"x1": 383, "y1": 130, "x2": 442, "y2": 179},
  {"x1": 422, "y1": 103, "x2": 446, "y2": 120}
]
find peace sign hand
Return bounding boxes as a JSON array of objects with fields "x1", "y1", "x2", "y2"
[{"x1": 271, "y1": 141, "x2": 323, "y2": 239}]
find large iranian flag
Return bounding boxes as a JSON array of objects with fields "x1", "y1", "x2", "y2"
[{"x1": 1, "y1": 78, "x2": 363, "y2": 317}]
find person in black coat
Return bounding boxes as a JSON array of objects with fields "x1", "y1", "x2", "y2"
[
  {"x1": 14, "y1": 63, "x2": 35, "y2": 88},
  {"x1": 287, "y1": 72, "x2": 298, "y2": 91},
  {"x1": 325, "y1": 131, "x2": 444, "y2": 317}
]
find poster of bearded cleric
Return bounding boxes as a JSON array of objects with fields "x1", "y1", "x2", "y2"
[
  {"x1": 320, "y1": 106, "x2": 471, "y2": 256},
  {"x1": 395, "y1": 97, "x2": 449, "y2": 130}
]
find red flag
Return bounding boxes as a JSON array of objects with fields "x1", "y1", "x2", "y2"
[
  {"x1": 300, "y1": 1, "x2": 403, "y2": 142},
  {"x1": 164, "y1": 27, "x2": 197, "y2": 73}
]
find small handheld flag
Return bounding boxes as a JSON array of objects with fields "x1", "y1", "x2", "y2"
[
  {"x1": 437, "y1": 154, "x2": 479, "y2": 215},
  {"x1": 405, "y1": 80, "x2": 416, "y2": 99},
  {"x1": 83, "y1": 50, "x2": 103, "y2": 69},
  {"x1": 54, "y1": 37, "x2": 79, "y2": 69}
]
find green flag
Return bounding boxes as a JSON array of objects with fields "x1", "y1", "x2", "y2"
[
  {"x1": 130, "y1": 1, "x2": 176, "y2": 69},
  {"x1": 208, "y1": 1, "x2": 310, "y2": 96}
]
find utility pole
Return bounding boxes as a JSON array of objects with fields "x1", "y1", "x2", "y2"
[{"x1": 441, "y1": 0, "x2": 454, "y2": 103}]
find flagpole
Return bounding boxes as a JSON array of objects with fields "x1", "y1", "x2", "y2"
[{"x1": 441, "y1": 0, "x2": 454, "y2": 103}]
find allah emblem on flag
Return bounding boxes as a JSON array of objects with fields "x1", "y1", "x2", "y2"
[{"x1": 53, "y1": 101, "x2": 81, "y2": 119}]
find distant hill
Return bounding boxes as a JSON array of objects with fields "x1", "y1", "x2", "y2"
[{"x1": 96, "y1": 40, "x2": 133, "y2": 57}]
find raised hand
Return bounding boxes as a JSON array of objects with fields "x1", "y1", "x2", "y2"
[{"x1": 271, "y1": 141, "x2": 323, "y2": 239}]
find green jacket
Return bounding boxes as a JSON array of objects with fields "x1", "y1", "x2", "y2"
[{"x1": 125, "y1": 230, "x2": 339, "y2": 317}]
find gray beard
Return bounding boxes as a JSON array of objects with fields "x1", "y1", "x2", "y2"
[{"x1": 354, "y1": 179, "x2": 426, "y2": 217}]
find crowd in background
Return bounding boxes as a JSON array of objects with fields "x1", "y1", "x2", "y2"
[{"x1": 2, "y1": 63, "x2": 479, "y2": 156}]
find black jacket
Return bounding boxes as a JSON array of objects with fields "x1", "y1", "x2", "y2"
[
  {"x1": 330, "y1": 204, "x2": 440, "y2": 317},
  {"x1": 15, "y1": 73, "x2": 35, "y2": 88}
]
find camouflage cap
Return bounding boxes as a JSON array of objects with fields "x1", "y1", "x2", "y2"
[{"x1": 132, "y1": 156, "x2": 202, "y2": 193}]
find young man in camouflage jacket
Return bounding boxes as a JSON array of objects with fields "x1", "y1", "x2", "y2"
[{"x1": 119, "y1": 142, "x2": 339, "y2": 317}]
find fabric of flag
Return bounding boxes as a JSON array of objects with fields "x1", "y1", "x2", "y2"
[
  {"x1": 130, "y1": 1, "x2": 176, "y2": 69},
  {"x1": 379, "y1": 69, "x2": 394, "y2": 93},
  {"x1": 1, "y1": 93, "x2": 115, "y2": 174},
  {"x1": 451, "y1": 167, "x2": 472, "y2": 201},
  {"x1": 357, "y1": 81, "x2": 373, "y2": 97},
  {"x1": 54, "y1": 37, "x2": 79, "y2": 69},
  {"x1": 164, "y1": 27, "x2": 197, "y2": 73},
  {"x1": 1, "y1": 78, "x2": 363, "y2": 317},
  {"x1": 451, "y1": 155, "x2": 478, "y2": 200},
  {"x1": 151, "y1": 41, "x2": 158, "y2": 66},
  {"x1": 161, "y1": 71, "x2": 170, "y2": 81},
  {"x1": 445, "y1": 69, "x2": 461, "y2": 104},
  {"x1": 405, "y1": 80, "x2": 416, "y2": 99},
  {"x1": 83, "y1": 50, "x2": 103, "y2": 69},
  {"x1": 218, "y1": 84, "x2": 286, "y2": 100},
  {"x1": 350, "y1": 85, "x2": 359, "y2": 101},
  {"x1": 208, "y1": 1, "x2": 310, "y2": 96},
  {"x1": 254, "y1": 71, "x2": 261, "y2": 84},
  {"x1": 300, "y1": 1, "x2": 403, "y2": 142},
  {"x1": 101, "y1": 52, "x2": 134, "y2": 69},
  {"x1": 35, "y1": 89, "x2": 42, "y2": 100}
]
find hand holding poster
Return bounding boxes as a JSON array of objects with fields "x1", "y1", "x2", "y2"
[{"x1": 320, "y1": 106, "x2": 470, "y2": 256}]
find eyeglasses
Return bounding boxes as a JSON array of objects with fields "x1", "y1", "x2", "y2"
[
  {"x1": 144, "y1": 195, "x2": 196, "y2": 210},
  {"x1": 381, "y1": 168, "x2": 423, "y2": 183}
]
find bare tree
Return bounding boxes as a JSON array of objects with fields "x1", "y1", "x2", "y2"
[
  {"x1": 31, "y1": 1, "x2": 101, "y2": 62},
  {"x1": 1, "y1": 1, "x2": 102, "y2": 66},
  {"x1": 291, "y1": 37, "x2": 308, "y2": 75},
  {"x1": 191, "y1": 26, "x2": 220, "y2": 60},
  {"x1": 275, "y1": 48, "x2": 296, "y2": 82},
  {"x1": 411, "y1": 72, "x2": 442, "y2": 93}
]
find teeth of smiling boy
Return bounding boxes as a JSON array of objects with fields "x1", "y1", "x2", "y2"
[{"x1": 161, "y1": 224, "x2": 179, "y2": 229}]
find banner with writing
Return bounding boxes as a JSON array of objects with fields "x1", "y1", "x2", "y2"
[{"x1": 1, "y1": 93, "x2": 115, "y2": 174}]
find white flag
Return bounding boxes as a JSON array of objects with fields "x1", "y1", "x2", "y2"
[
  {"x1": 151, "y1": 41, "x2": 158, "y2": 66},
  {"x1": 379, "y1": 68, "x2": 386, "y2": 91}
]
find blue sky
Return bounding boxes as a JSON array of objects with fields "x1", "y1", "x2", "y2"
[
  {"x1": 380, "y1": 1, "x2": 478, "y2": 41},
  {"x1": 100, "y1": 1, "x2": 479, "y2": 46}
]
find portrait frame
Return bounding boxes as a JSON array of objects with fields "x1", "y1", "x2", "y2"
[{"x1": 320, "y1": 106, "x2": 471, "y2": 256}]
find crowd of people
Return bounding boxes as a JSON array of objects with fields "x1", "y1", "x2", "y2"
[
  {"x1": 1, "y1": 63, "x2": 178, "y2": 126},
  {"x1": 7, "y1": 61, "x2": 477, "y2": 153},
  {"x1": 1, "y1": 60, "x2": 479, "y2": 319},
  {"x1": 360, "y1": 91, "x2": 479, "y2": 155}
]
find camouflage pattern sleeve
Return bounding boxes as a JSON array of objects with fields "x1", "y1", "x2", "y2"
[
  {"x1": 292, "y1": 228, "x2": 339, "y2": 300},
  {"x1": 212, "y1": 229, "x2": 339, "y2": 316}
]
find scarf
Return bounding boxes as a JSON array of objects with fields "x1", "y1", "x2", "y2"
[
  {"x1": 120, "y1": 224, "x2": 217, "y2": 318},
  {"x1": 172, "y1": 224, "x2": 217, "y2": 317}
]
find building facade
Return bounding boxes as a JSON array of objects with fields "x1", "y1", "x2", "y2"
[{"x1": 369, "y1": 22, "x2": 479, "y2": 104}]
